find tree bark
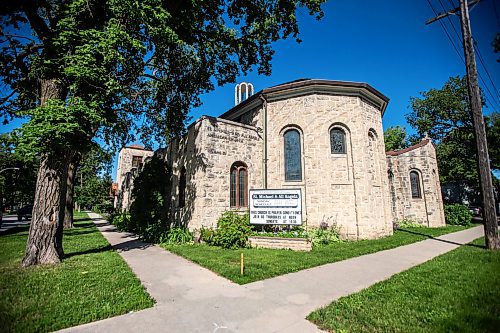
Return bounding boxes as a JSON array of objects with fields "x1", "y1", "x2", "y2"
[
  {"x1": 22, "y1": 152, "x2": 72, "y2": 266},
  {"x1": 63, "y1": 156, "x2": 78, "y2": 229},
  {"x1": 22, "y1": 78, "x2": 71, "y2": 267}
]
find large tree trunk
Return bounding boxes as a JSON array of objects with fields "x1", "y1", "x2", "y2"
[
  {"x1": 63, "y1": 156, "x2": 78, "y2": 229},
  {"x1": 22, "y1": 78, "x2": 71, "y2": 267},
  {"x1": 22, "y1": 152, "x2": 72, "y2": 266}
]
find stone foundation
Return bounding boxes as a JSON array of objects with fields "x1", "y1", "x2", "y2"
[{"x1": 248, "y1": 236, "x2": 312, "y2": 251}]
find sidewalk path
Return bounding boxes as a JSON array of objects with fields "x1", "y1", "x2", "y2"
[{"x1": 59, "y1": 213, "x2": 484, "y2": 333}]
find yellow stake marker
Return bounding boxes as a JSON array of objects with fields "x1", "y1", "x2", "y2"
[{"x1": 240, "y1": 253, "x2": 244, "y2": 276}]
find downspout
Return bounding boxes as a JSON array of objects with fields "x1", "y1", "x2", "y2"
[{"x1": 259, "y1": 94, "x2": 268, "y2": 189}]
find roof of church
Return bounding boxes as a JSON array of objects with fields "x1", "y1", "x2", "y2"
[
  {"x1": 385, "y1": 139, "x2": 431, "y2": 156},
  {"x1": 220, "y1": 79, "x2": 390, "y2": 120},
  {"x1": 126, "y1": 144, "x2": 148, "y2": 150}
]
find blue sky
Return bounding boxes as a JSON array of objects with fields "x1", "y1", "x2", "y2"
[
  {"x1": 1, "y1": 0, "x2": 499, "y2": 180},
  {"x1": 191, "y1": 0, "x2": 499, "y2": 129}
]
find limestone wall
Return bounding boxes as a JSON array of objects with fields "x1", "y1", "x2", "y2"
[
  {"x1": 264, "y1": 94, "x2": 392, "y2": 239},
  {"x1": 386, "y1": 140, "x2": 445, "y2": 227},
  {"x1": 169, "y1": 116, "x2": 263, "y2": 229}
]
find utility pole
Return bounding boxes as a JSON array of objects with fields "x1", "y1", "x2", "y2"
[{"x1": 427, "y1": 0, "x2": 499, "y2": 249}]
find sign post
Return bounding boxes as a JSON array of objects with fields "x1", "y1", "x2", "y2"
[{"x1": 249, "y1": 189, "x2": 302, "y2": 225}]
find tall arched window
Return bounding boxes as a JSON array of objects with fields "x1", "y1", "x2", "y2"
[
  {"x1": 230, "y1": 162, "x2": 248, "y2": 208},
  {"x1": 284, "y1": 129, "x2": 302, "y2": 181},
  {"x1": 330, "y1": 128, "x2": 346, "y2": 154},
  {"x1": 179, "y1": 167, "x2": 186, "y2": 208},
  {"x1": 410, "y1": 171, "x2": 422, "y2": 198}
]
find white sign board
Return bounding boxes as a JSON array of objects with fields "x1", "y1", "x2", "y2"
[{"x1": 249, "y1": 189, "x2": 302, "y2": 225}]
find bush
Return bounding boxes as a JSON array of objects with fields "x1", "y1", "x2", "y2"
[
  {"x1": 200, "y1": 227, "x2": 216, "y2": 244},
  {"x1": 309, "y1": 225, "x2": 341, "y2": 247},
  {"x1": 444, "y1": 204, "x2": 472, "y2": 226},
  {"x1": 162, "y1": 227, "x2": 193, "y2": 245},
  {"x1": 111, "y1": 213, "x2": 131, "y2": 231},
  {"x1": 393, "y1": 218, "x2": 425, "y2": 230},
  {"x1": 210, "y1": 211, "x2": 252, "y2": 249}
]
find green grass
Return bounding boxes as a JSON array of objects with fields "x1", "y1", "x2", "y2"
[
  {"x1": 163, "y1": 225, "x2": 472, "y2": 284},
  {"x1": 307, "y1": 237, "x2": 500, "y2": 332},
  {"x1": 0, "y1": 212, "x2": 154, "y2": 333}
]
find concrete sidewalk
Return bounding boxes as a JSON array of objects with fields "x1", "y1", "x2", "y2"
[{"x1": 59, "y1": 213, "x2": 484, "y2": 333}]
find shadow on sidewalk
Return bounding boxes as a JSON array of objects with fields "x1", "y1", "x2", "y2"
[{"x1": 398, "y1": 228, "x2": 485, "y2": 249}]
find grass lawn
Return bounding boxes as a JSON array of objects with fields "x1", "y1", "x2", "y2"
[
  {"x1": 0, "y1": 212, "x2": 154, "y2": 333},
  {"x1": 307, "y1": 237, "x2": 500, "y2": 332},
  {"x1": 163, "y1": 225, "x2": 472, "y2": 284}
]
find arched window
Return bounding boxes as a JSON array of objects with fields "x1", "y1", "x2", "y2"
[
  {"x1": 179, "y1": 167, "x2": 186, "y2": 208},
  {"x1": 410, "y1": 171, "x2": 422, "y2": 198},
  {"x1": 284, "y1": 129, "x2": 302, "y2": 181},
  {"x1": 230, "y1": 162, "x2": 248, "y2": 208},
  {"x1": 330, "y1": 128, "x2": 346, "y2": 154}
]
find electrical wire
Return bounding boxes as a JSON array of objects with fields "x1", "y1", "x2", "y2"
[{"x1": 425, "y1": 0, "x2": 500, "y2": 110}]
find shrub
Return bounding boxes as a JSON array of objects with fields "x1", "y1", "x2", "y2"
[
  {"x1": 162, "y1": 227, "x2": 193, "y2": 245},
  {"x1": 309, "y1": 225, "x2": 341, "y2": 247},
  {"x1": 211, "y1": 211, "x2": 252, "y2": 249},
  {"x1": 394, "y1": 218, "x2": 425, "y2": 229},
  {"x1": 444, "y1": 204, "x2": 472, "y2": 226},
  {"x1": 200, "y1": 227, "x2": 216, "y2": 244},
  {"x1": 112, "y1": 213, "x2": 131, "y2": 231}
]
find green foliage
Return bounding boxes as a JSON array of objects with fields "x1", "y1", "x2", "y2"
[
  {"x1": 0, "y1": 132, "x2": 38, "y2": 208},
  {"x1": 162, "y1": 227, "x2": 193, "y2": 245},
  {"x1": 444, "y1": 204, "x2": 472, "y2": 226},
  {"x1": 111, "y1": 213, "x2": 132, "y2": 232},
  {"x1": 251, "y1": 226, "x2": 309, "y2": 239},
  {"x1": 0, "y1": 213, "x2": 154, "y2": 332},
  {"x1": 74, "y1": 144, "x2": 113, "y2": 213},
  {"x1": 1, "y1": 0, "x2": 326, "y2": 151},
  {"x1": 129, "y1": 155, "x2": 170, "y2": 239},
  {"x1": 309, "y1": 226, "x2": 341, "y2": 247},
  {"x1": 307, "y1": 237, "x2": 500, "y2": 333},
  {"x1": 384, "y1": 126, "x2": 409, "y2": 152},
  {"x1": 406, "y1": 76, "x2": 499, "y2": 188},
  {"x1": 200, "y1": 227, "x2": 217, "y2": 244},
  {"x1": 210, "y1": 211, "x2": 252, "y2": 249},
  {"x1": 393, "y1": 218, "x2": 425, "y2": 229}
]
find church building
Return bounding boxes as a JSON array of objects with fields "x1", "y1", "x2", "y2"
[{"x1": 114, "y1": 79, "x2": 445, "y2": 240}]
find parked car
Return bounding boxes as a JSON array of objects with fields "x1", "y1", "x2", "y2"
[
  {"x1": 468, "y1": 205, "x2": 482, "y2": 217},
  {"x1": 17, "y1": 205, "x2": 33, "y2": 221}
]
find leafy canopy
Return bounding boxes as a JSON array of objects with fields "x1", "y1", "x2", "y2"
[
  {"x1": 406, "y1": 76, "x2": 498, "y2": 186},
  {"x1": 1, "y1": 0, "x2": 326, "y2": 154},
  {"x1": 384, "y1": 126, "x2": 409, "y2": 152}
]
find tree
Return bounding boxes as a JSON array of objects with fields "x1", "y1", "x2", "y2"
[
  {"x1": 407, "y1": 76, "x2": 499, "y2": 193},
  {"x1": 74, "y1": 145, "x2": 113, "y2": 215},
  {"x1": 1, "y1": 1, "x2": 325, "y2": 266},
  {"x1": 0, "y1": 132, "x2": 37, "y2": 224},
  {"x1": 383, "y1": 126, "x2": 409, "y2": 152}
]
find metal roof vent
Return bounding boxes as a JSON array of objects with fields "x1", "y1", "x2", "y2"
[{"x1": 234, "y1": 82, "x2": 254, "y2": 105}]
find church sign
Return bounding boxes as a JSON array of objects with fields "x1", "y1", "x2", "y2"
[{"x1": 249, "y1": 189, "x2": 302, "y2": 225}]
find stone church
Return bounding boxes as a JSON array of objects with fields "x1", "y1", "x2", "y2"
[{"x1": 114, "y1": 79, "x2": 445, "y2": 240}]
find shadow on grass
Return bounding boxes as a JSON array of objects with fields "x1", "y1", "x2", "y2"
[
  {"x1": 398, "y1": 228, "x2": 485, "y2": 249},
  {"x1": 65, "y1": 244, "x2": 114, "y2": 258}
]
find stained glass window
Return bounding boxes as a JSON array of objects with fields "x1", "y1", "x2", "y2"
[
  {"x1": 284, "y1": 129, "x2": 302, "y2": 181},
  {"x1": 179, "y1": 167, "x2": 186, "y2": 208},
  {"x1": 330, "y1": 128, "x2": 346, "y2": 154},
  {"x1": 230, "y1": 162, "x2": 247, "y2": 208},
  {"x1": 410, "y1": 171, "x2": 421, "y2": 198}
]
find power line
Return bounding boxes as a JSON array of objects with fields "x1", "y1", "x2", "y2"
[
  {"x1": 474, "y1": 40, "x2": 500, "y2": 104},
  {"x1": 425, "y1": 0, "x2": 500, "y2": 110}
]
